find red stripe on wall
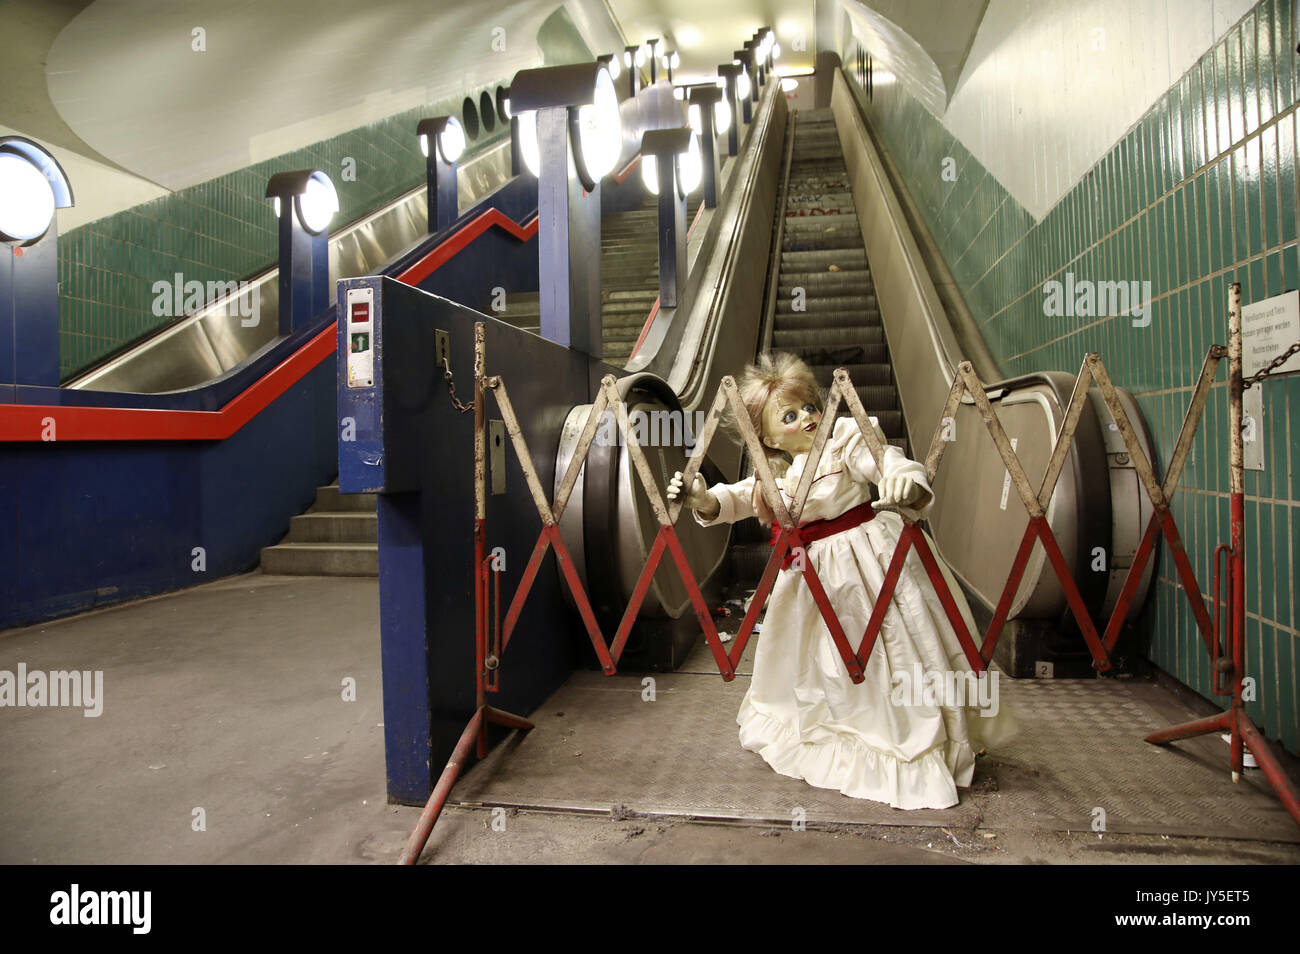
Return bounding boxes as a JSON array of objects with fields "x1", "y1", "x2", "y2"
[{"x1": 1, "y1": 209, "x2": 538, "y2": 442}]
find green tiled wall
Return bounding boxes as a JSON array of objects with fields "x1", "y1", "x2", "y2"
[
  {"x1": 847, "y1": 0, "x2": 1300, "y2": 755},
  {"x1": 57, "y1": 91, "x2": 509, "y2": 379}
]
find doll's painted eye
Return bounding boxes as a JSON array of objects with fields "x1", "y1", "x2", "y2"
[
  {"x1": 782, "y1": 410, "x2": 796, "y2": 424},
  {"x1": 804, "y1": 404, "x2": 816, "y2": 414}
]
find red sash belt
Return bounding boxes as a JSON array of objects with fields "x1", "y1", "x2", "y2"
[{"x1": 768, "y1": 501, "x2": 877, "y2": 569}]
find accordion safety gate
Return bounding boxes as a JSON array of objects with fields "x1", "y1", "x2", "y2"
[{"x1": 397, "y1": 283, "x2": 1300, "y2": 864}]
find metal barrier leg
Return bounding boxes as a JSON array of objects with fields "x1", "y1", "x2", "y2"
[{"x1": 1142, "y1": 283, "x2": 1300, "y2": 828}]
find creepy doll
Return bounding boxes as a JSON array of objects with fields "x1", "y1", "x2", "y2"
[{"x1": 667, "y1": 351, "x2": 1011, "y2": 810}]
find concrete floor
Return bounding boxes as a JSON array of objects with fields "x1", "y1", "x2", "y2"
[{"x1": 1, "y1": 572, "x2": 1297, "y2": 865}]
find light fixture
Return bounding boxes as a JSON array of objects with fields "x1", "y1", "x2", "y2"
[
  {"x1": 269, "y1": 169, "x2": 339, "y2": 235},
  {"x1": 509, "y1": 63, "x2": 623, "y2": 189},
  {"x1": 734, "y1": 63, "x2": 752, "y2": 100},
  {"x1": 518, "y1": 108, "x2": 541, "y2": 177},
  {"x1": 0, "y1": 136, "x2": 74, "y2": 391},
  {"x1": 640, "y1": 131, "x2": 701, "y2": 197},
  {"x1": 573, "y1": 67, "x2": 622, "y2": 187},
  {"x1": 597, "y1": 53, "x2": 620, "y2": 80},
  {"x1": 417, "y1": 117, "x2": 464, "y2": 231},
  {"x1": 0, "y1": 138, "x2": 73, "y2": 245},
  {"x1": 640, "y1": 127, "x2": 698, "y2": 308},
  {"x1": 686, "y1": 85, "x2": 724, "y2": 207},
  {"x1": 265, "y1": 169, "x2": 336, "y2": 331},
  {"x1": 0, "y1": 154, "x2": 55, "y2": 244},
  {"x1": 780, "y1": 77, "x2": 798, "y2": 92},
  {"x1": 418, "y1": 116, "x2": 466, "y2": 165},
  {"x1": 689, "y1": 99, "x2": 730, "y2": 135},
  {"x1": 508, "y1": 61, "x2": 623, "y2": 355}
]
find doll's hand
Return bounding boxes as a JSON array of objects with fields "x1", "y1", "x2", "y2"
[
  {"x1": 667, "y1": 471, "x2": 711, "y2": 510},
  {"x1": 874, "y1": 475, "x2": 924, "y2": 509}
]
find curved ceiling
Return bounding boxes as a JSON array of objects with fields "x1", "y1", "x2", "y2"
[{"x1": 45, "y1": 0, "x2": 623, "y2": 191}]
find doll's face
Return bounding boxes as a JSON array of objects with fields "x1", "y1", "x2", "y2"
[{"x1": 761, "y1": 392, "x2": 820, "y2": 455}]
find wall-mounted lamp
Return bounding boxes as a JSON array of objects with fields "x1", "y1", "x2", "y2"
[
  {"x1": 510, "y1": 62, "x2": 623, "y2": 355},
  {"x1": 0, "y1": 136, "x2": 74, "y2": 392},
  {"x1": 417, "y1": 116, "x2": 465, "y2": 233},
  {"x1": 265, "y1": 169, "x2": 338, "y2": 333}
]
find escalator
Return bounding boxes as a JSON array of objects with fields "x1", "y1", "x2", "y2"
[
  {"x1": 558, "y1": 75, "x2": 1158, "y2": 677},
  {"x1": 770, "y1": 108, "x2": 906, "y2": 456}
]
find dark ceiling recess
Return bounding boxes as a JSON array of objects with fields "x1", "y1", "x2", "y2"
[
  {"x1": 479, "y1": 90, "x2": 496, "y2": 133},
  {"x1": 495, "y1": 85, "x2": 509, "y2": 124},
  {"x1": 461, "y1": 96, "x2": 480, "y2": 139}
]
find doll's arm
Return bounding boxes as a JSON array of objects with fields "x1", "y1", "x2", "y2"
[
  {"x1": 668, "y1": 472, "x2": 759, "y2": 527},
  {"x1": 839, "y1": 417, "x2": 935, "y2": 515}
]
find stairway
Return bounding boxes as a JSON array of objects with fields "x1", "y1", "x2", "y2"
[
  {"x1": 259, "y1": 481, "x2": 378, "y2": 576},
  {"x1": 497, "y1": 196, "x2": 660, "y2": 366},
  {"x1": 729, "y1": 108, "x2": 910, "y2": 587}
]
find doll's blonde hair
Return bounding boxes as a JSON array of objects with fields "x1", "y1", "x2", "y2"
[{"x1": 735, "y1": 351, "x2": 824, "y2": 468}]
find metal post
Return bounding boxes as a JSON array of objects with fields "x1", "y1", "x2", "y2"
[
  {"x1": 535, "y1": 107, "x2": 602, "y2": 357},
  {"x1": 688, "y1": 86, "x2": 723, "y2": 208},
  {"x1": 1227, "y1": 282, "x2": 1246, "y2": 782}
]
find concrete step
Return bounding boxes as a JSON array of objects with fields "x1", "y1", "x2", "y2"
[
  {"x1": 309, "y1": 484, "x2": 376, "y2": 513},
  {"x1": 260, "y1": 543, "x2": 379, "y2": 577},
  {"x1": 287, "y1": 512, "x2": 377, "y2": 543}
]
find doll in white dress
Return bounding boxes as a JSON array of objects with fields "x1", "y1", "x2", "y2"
[{"x1": 667, "y1": 353, "x2": 1011, "y2": 810}]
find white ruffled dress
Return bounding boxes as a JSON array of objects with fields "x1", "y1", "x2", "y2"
[{"x1": 695, "y1": 416, "x2": 1009, "y2": 810}]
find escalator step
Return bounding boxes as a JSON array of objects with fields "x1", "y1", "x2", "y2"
[
  {"x1": 784, "y1": 342, "x2": 890, "y2": 365},
  {"x1": 776, "y1": 294, "x2": 876, "y2": 314},
  {"x1": 782, "y1": 248, "x2": 867, "y2": 266},
  {"x1": 774, "y1": 310, "x2": 880, "y2": 331},
  {"x1": 778, "y1": 276, "x2": 873, "y2": 294},
  {"x1": 773, "y1": 326, "x2": 885, "y2": 348},
  {"x1": 810, "y1": 363, "x2": 893, "y2": 387},
  {"x1": 783, "y1": 232, "x2": 864, "y2": 252},
  {"x1": 783, "y1": 213, "x2": 860, "y2": 231}
]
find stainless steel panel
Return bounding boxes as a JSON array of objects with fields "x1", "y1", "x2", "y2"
[{"x1": 68, "y1": 142, "x2": 513, "y2": 394}]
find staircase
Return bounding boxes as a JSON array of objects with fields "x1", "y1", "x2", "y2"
[
  {"x1": 498, "y1": 196, "x2": 660, "y2": 366},
  {"x1": 259, "y1": 481, "x2": 378, "y2": 576},
  {"x1": 729, "y1": 108, "x2": 910, "y2": 587}
]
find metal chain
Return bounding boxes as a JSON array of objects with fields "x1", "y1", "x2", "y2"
[
  {"x1": 441, "y1": 359, "x2": 475, "y2": 413},
  {"x1": 1243, "y1": 340, "x2": 1300, "y2": 390}
]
